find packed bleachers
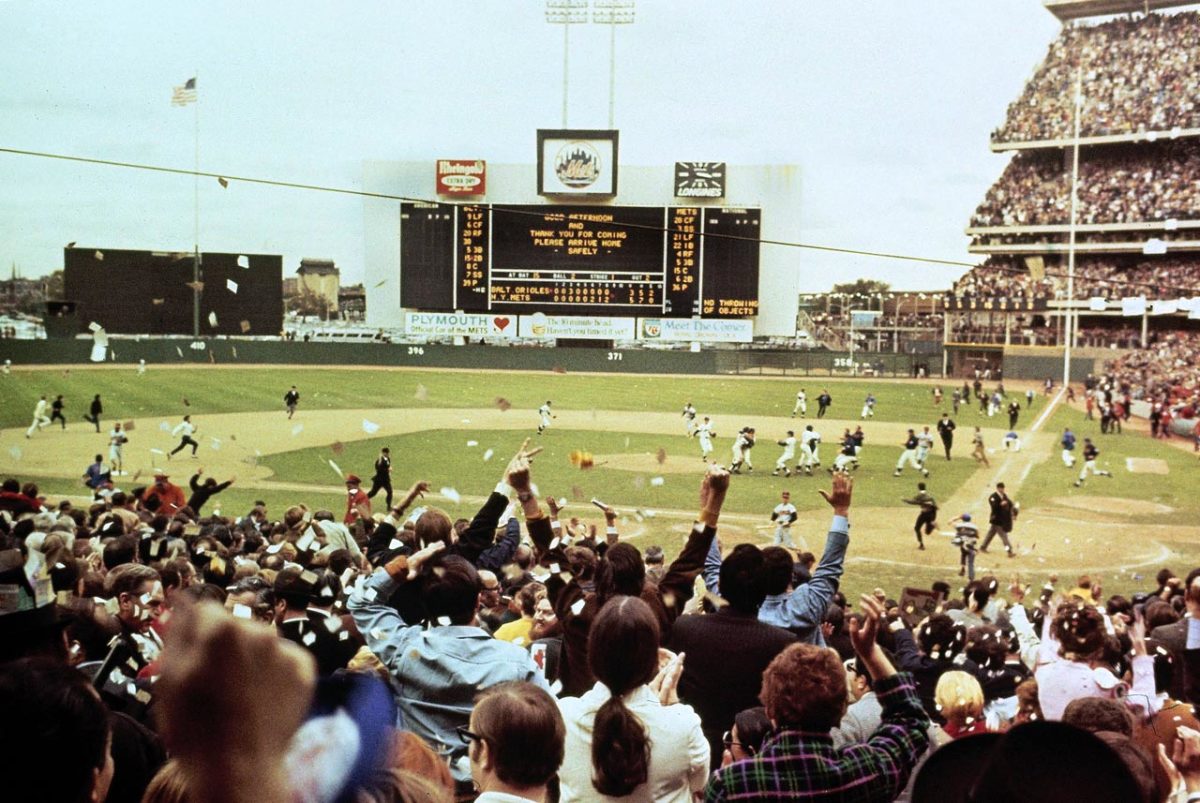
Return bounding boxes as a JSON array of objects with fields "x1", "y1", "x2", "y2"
[
  {"x1": 952, "y1": 255, "x2": 1200, "y2": 301},
  {"x1": 970, "y1": 141, "x2": 1200, "y2": 228},
  {"x1": 1101, "y1": 329, "x2": 1200, "y2": 401},
  {"x1": 993, "y1": 11, "x2": 1200, "y2": 144}
]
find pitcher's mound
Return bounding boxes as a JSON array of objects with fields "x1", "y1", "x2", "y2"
[
  {"x1": 1125, "y1": 457, "x2": 1169, "y2": 475},
  {"x1": 594, "y1": 453, "x2": 710, "y2": 474},
  {"x1": 1051, "y1": 496, "x2": 1174, "y2": 516}
]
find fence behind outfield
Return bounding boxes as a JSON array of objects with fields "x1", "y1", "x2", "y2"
[{"x1": 0, "y1": 338, "x2": 937, "y2": 378}]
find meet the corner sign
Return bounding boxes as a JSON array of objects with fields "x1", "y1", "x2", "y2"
[
  {"x1": 674, "y1": 162, "x2": 726, "y2": 198},
  {"x1": 436, "y1": 160, "x2": 486, "y2": 195}
]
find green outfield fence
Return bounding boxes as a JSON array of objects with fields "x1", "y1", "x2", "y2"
[{"x1": 0, "y1": 338, "x2": 938, "y2": 378}]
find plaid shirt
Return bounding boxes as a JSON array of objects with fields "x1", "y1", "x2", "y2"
[{"x1": 705, "y1": 672, "x2": 929, "y2": 802}]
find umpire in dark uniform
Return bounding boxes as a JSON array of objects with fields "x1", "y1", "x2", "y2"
[
  {"x1": 936, "y1": 413, "x2": 956, "y2": 460},
  {"x1": 366, "y1": 446, "x2": 393, "y2": 509},
  {"x1": 980, "y1": 481, "x2": 1016, "y2": 557}
]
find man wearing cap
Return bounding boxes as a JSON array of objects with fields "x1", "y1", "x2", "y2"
[
  {"x1": 344, "y1": 475, "x2": 371, "y2": 525},
  {"x1": 367, "y1": 447, "x2": 393, "y2": 509},
  {"x1": 274, "y1": 566, "x2": 356, "y2": 676},
  {"x1": 949, "y1": 513, "x2": 979, "y2": 580},
  {"x1": 142, "y1": 471, "x2": 186, "y2": 516}
]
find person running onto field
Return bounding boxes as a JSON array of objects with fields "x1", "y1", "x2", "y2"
[
  {"x1": 816, "y1": 389, "x2": 832, "y2": 418},
  {"x1": 681, "y1": 401, "x2": 697, "y2": 434},
  {"x1": 932, "y1": 386, "x2": 943, "y2": 407},
  {"x1": 798, "y1": 425, "x2": 820, "y2": 475},
  {"x1": 980, "y1": 481, "x2": 1017, "y2": 558},
  {"x1": 903, "y1": 482, "x2": 937, "y2": 550},
  {"x1": 970, "y1": 427, "x2": 989, "y2": 466},
  {"x1": 1074, "y1": 438, "x2": 1112, "y2": 487},
  {"x1": 951, "y1": 388, "x2": 962, "y2": 415},
  {"x1": 1007, "y1": 400, "x2": 1020, "y2": 430},
  {"x1": 1025, "y1": 388, "x2": 1034, "y2": 408},
  {"x1": 915, "y1": 426, "x2": 934, "y2": 468},
  {"x1": 82, "y1": 453, "x2": 112, "y2": 493},
  {"x1": 937, "y1": 412, "x2": 956, "y2": 460},
  {"x1": 694, "y1": 416, "x2": 715, "y2": 461},
  {"x1": 367, "y1": 446, "x2": 393, "y2": 509},
  {"x1": 861, "y1": 393, "x2": 877, "y2": 420},
  {"x1": 1061, "y1": 427, "x2": 1077, "y2": 467},
  {"x1": 773, "y1": 430, "x2": 797, "y2": 477},
  {"x1": 770, "y1": 490, "x2": 799, "y2": 548},
  {"x1": 894, "y1": 429, "x2": 929, "y2": 478},
  {"x1": 537, "y1": 400, "x2": 554, "y2": 434},
  {"x1": 25, "y1": 395, "x2": 51, "y2": 438},
  {"x1": 187, "y1": 468, "x2": 234, "y2": 515},
  {"x1": 108, "y1": 422, "x2": 128, "y2": 475},
  {"x1": 792, "y1": 387, "x2": 808, "y2": 418},
  {"x1": 83, "y1": 394, "x2": 103, "y2": 433},
  {"x1": 949, "y1": 513, "x2": 979, "y2": 579},
  {"x1": 284, "y1": 385, "x2": 300, "y2": 419},
  {"x1": 50, "y1": 395, "x2": 67, "y2": 429},
  {"x1": 169, "y1": 415, "x2": 199, "y2": 459}
]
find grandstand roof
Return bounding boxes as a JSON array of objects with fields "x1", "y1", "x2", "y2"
[{"x1": 1044, "y1": 0, "x2": 1199, "y2": 22}]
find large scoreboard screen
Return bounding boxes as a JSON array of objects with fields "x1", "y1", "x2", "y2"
[{"x1": 399, "y1": 203, "x2": 760, "y2": 317}]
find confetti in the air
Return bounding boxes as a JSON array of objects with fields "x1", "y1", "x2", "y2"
[
  {"x1": 494, "y1": 397, "x2": 512, "y2": 412},
  {"x1": 374, "y1": 279, "x2": 387, "y2": 288},
  {"x1": 94, "y1": 250, "x2": 104, "y2": 261},
  {"x1": 291, "y1": 423, "x2": 304, "y2": 436},
  {"x1": 8, "y1": 446, "x2": 21, "y2": 461},
  {"x1": 182, "y1": 397, "x2": 190, "y2": 406},
  {"x1": 150, "y1": 448, "x2": 165, "y2": 455},
  {"x1": 237, "y1": 255, "x2": 249, "y2": 268},
  {"x1": 175, "y1": 346, "x2": 184, "y2": 358},
  {"x1": 226, "y1": 279, "x2": 238, "y2": 293},
  {"x1": 362, "y1": 419, "x2": 381, "y2": 434},
  {"x1": 328, "y1": 459, "x2": 344, "y2": 478},
  {"x1": 568, "y1": 450, "x2": 595, "y2": 469},
  {"x1": 466, "y1": 440, "x2": 478, "y2": 447},
  {"x1": 656, "y1": 447, "x2": 667, "y2": 465},
  {"x1": 483, "y1": 448, "x2": 495, "y2": 461},
  {"x1": 331, "y1": 441, "x2": 345, "y2": 455},
  {"x1": 218, "y1": 176, "x2": 229, "y2": 188},
  {"x1": 414, "y1": 384, "x2": 428, "y2": 401},
  {"x1": 239, "y1": 320, "x2": 251, "y2": 333},
  {"x1": 650, "y1": 476, "x2": 665, "y2": 487},
  {"x1": 207, "y1": 311, "x2": 218, "y2": 328}
]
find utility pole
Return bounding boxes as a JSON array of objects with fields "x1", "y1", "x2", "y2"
[
  {"x1": 545, "y1": 0, "x2": 588, "y2": 126},
  {"x1": 592, "y1": 0, "x2": 636, "y2": 128}
]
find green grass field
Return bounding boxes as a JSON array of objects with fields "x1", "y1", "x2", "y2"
[{"x1": 3, "y1": 365, "x2": 1197, "y2": 604}]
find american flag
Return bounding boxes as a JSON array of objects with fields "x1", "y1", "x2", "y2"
[{"x1": 171, "y1": 77, "x2": 197, "y2": 106}]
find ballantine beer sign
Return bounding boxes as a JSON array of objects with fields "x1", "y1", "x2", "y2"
[{"x1": 436, "y1": 160, "x2": 486, "y2": 195}]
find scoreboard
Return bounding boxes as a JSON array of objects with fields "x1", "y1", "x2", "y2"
[{"x1": 399, "y1": 203, "x2": 760, "y2": 318}]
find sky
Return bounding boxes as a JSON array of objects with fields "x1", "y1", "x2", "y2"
[{"x1": 0, "y1": 0, "x2": 1065, "y2": 292}]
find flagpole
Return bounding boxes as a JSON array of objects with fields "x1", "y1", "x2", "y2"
[{"x1": 193, "y1": 70, "x2": 201, "y2": 337}]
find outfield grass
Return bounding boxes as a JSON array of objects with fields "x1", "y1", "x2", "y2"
[{"x1": 0, "y1": 367, "x2": 1037, "y2": 430}]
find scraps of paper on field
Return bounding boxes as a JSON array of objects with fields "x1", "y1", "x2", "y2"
[
  {"x1": 568, "y1": 450, "x2": 595, "y2": 470},
  {"x1": 414, "y1": 384, "x2": 428, "y2": 401},
  {"x1": 440, "y1": 487, "x2": 462, "y2": 504},
  {"x1": 362, "y1": 419, "x2": 381, "y2": 434},
  {"x1": 482, "y1": 448, "x2": 494, "y2": 461},
  {"x1": 328, "y1": 460, "x2": 344, "y2": 478},
  {"x1": 330, "y1": 441, "x2": 345, "y2": 455},
  {"x1": 494, "y1": 397, "x2": 512, "y2": 412},
  {"x1": 656, "y1": 447, "x2": 667, "y2": 465}
]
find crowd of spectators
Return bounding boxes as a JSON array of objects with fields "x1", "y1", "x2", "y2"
[
  {"x1": 993, "y1": 11, "x2": 1200, "y2": 143},
  {"x1": 970, "y1": 142, "x2": 1200, "y2": 229},
  {"x1": 952, "y1": 256, "x2": 1200, "y2": 303},
  {"x1": 1101, "y1": 330, "x2": 1200, "y2": 404},
  {"x1": 10, "y1": 448, "x2": 1200, "y2": 801}
]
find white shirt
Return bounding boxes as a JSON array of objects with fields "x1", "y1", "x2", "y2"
[
  {"x1": 778, "y1": 436, "x2": 796, "y2": 457},
  {"x1": 796, "y1": 390, "x2": 807, "y2": 402},
  {"x1": 696, "y1": 423, "x2": 713, "y2": 439},
  {"x1": 802, "y1": 430, "x2": 821, "y2": 447},
  {"x1": 539, "y1": 404, "x2": 551, "y2": 418},
  {"x1": 33, "y1": 399, "x2": 47, "y2": 416},
  {"x1": 917, "y1": 431, "x2": 934, "y2": 449},
  {"x1": 772, "y1": 502, "x2": 798, "y2": 526},
  {"x1": 557, "y1": 683, "x2": 709, "y2": 803},
  {"x1": 682, "y1": 405, "x2": 696, "y2": 419},
  {"x1": 172, "y1": 420, "x2": 195, "y2": 438}
]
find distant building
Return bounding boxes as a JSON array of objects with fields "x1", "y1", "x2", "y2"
[{"x1": 296, "y1": 259, "x2": 339, "y2": 313}]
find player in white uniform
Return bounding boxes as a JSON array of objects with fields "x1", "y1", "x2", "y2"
[
  {"x1": 694, "y1": 416, "x2": 715, "y2": 460},
  {"x1": 537, "y1": 401, "x2": 555, "y2": 435},
  {"x1": 25, "y1": 395, "x2": 51, "y2": 438},
  {"x1": 915, "y1": 426, "x2": 935, "y2": 467},
  {"x1": 681, "y1": 402, "x2": 697, "y2": 435},
  {"x1": 894, "y1": 429, "x2": 929, "y2": 477},
  {"x1": 731, "y1": 427, "x2": 755, "y2": 474},
  {"x1": 770, "y1": 491, "x2": 800, "y2": 549},
  {"x1": 860, "y1": 393, "x2": 877, "y2": 420},
  {"x1": 772, "y1": 430, "x2": 797, "y2": 476},
  {"x1": 792, "y1": 388, "x2": 808, "y2": 418},
  {"x1": 108, "y1": 422, "x2": 128, "y2": 475},
  {"x1": 798, "y1": 425, "x2": 821, "y2": 475}
]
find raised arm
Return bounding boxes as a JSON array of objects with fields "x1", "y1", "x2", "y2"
[
  {"x1": 347, "y1": 543, "x2": 443, "y2": 669},
  {"x1": 658, "y1": 467, "x2": 729, "y2": 619}
]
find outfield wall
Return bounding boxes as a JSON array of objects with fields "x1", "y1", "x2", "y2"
[{"x1": 0, "y1": 339, "x2": 931, "y2": 377}]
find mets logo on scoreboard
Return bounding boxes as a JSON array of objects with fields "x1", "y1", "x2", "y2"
[
  {"x1": 554, "y1": 142, "x2": 602, "y2": 188},
  {"x1": 674, "y1": 162, "x2": 726, "y2": 198}
]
